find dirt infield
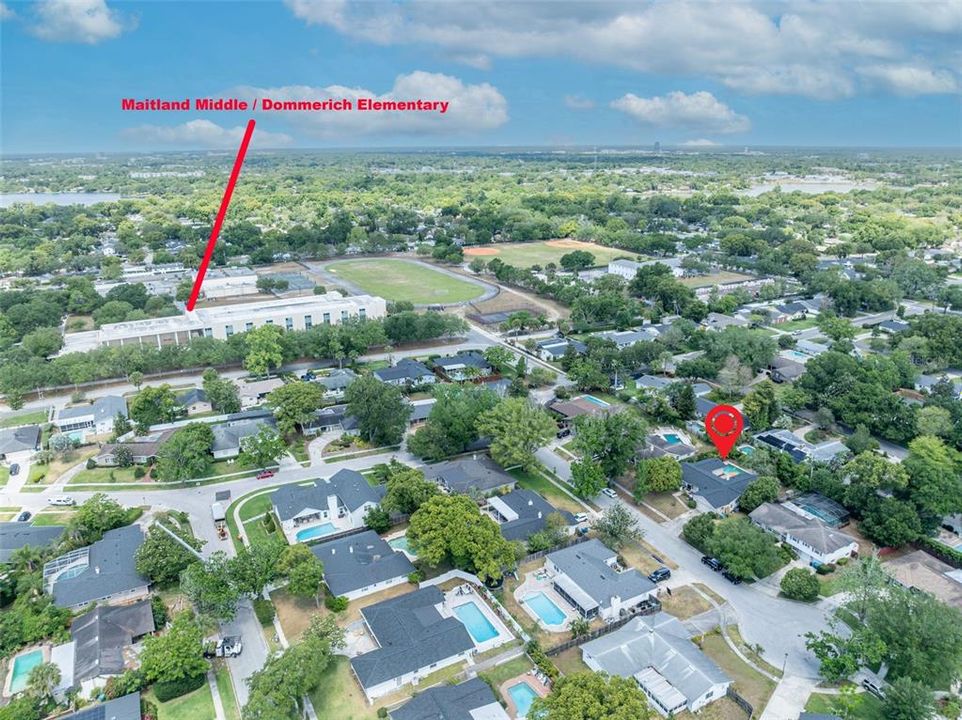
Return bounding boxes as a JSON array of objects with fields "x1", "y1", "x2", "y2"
[{"x1": 464, "y1": 246, "x2": 500, "y2": 256}]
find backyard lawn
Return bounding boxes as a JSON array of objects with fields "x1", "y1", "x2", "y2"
[
  {"x1": 479, "y1": 655, "x2": 534, "y2": 688},
  {"x1": 326, "y1": 259, "x2": 484, "y2": 305},
  {"x1": 805, "y1": 691, "x2": 883, "y2": 719},
  {"x1": 144, "y1": 683, "x2": 215, "y2": 720},
  {"x1": 771, "y1": 318, "x2": 819, "y2": 332},
  {"x1": 510, "y1": 469, "x2": 588, "y2": 515},
  {"x1": 659, "y1": 585, "x2": 713, "y2": 620},
  {"x1": 0, "y1": 409, "x2": 49, "y2": 428},
  {"x1": 678, "y1": 271, "x2": 754, "y2": 289},
  {"x1": 308, "y1": 657, "x2": 378, "y2": 720},
  {"x1": 552, "y1": 646, "x2": 590, "y2": 676},
  {"x1": 464, "y1": 239, "x2": 638, "y2": 268}
]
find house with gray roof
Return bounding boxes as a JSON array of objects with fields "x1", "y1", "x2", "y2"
[
  {"x1": 749, "y1": 503, "x2": 857, "y2": 566},
  {"x1": 374, "y1": 358, "x2": 436, "y2": 387},
  {"x1": 69, "y1": 599, "x2": 155, "y2": 694},
  {"x1": 432, "y1": 352, "x2": 493, "y2": 382},
  {"x1": 316, "y1": 368, "x2": 358, "y2": 399},
  {"x1": 55, "y1": 396, "x2": 128, "y2": 438},
  {"x1": 682, "y1": 459, "x2": 757, "y2": 514},
  {"x1": 487, "y1": 489, "x2": 576, "y2": 542},
  {"x1": 593, "y1": 328, "x2": 660, "y2": 348},
  {"x1": 390, "y1": 677, "x2": 509, "y2": 720},
  {"x1": 537, "y1": 336, "x2": 587, "y2": 361},
  {"x1": 211, "y1": 413, "x2": 276, "y2": 459},
  {"x1": 701, "y1": 313, "x2": 750, "y2": 331},
  {"x1": 423, "y1": 455, "x2": 516, "y2": 496},
  {"x1": 44, "y1": 525, "x2": 149, "y2": 610},
  {"x1": 694, "y1": 397, "x2": 719, "y2": 419},
  {"x1": 350, "y1": 586, "x2": 474, "y2": 702},
  {"x1": 545, "y1": 539, "x2": 657, "y2": 621},
  {"x1": 310, "y1": 530, "x2": 414, "y2": 600},
  {"x1": 769, "y1": 356, "x2": 806, "y2": 383},
  {"x1": 175, "y1": 388, "x2": 211, "y2": 415},
  {"x1": 271, "y1": 469, "x2": 385, "y2": 543},
  {"x1": 0, "y1": 522, "x2": 64, "y2": 563},
  {"x1": 0, "y1": 424, "x2": 41, "y2": 462},
  {"x1": 58, "y1": 692, "x2": 141, "y2": 720},
  {"x1": 582, "y1": 612, "x2": 731, "y2": 716},
  {"x1": 302, "y1": 403, "x2": 359, "y2": 436},
  {"x1": 878, "y1": 319, "x2": 909, "y2": 334},
  {"x1": 915, "y1": 374, "x2": 962, "y2": 399},
  {"x1": 754, "y1": 429, "x2": 849, "y2": 466},
  {"x1": 635, "y1": 374, "x2": 673, "y2": 393}
]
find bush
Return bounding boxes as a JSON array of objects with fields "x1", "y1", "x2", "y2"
[
  {"x1": 324, "y1": 594, "x2": 348, "y2": 612},
  {"x1": 815, "y1": 563, "x2": 835, "y2": 575},
  {"x1": 86, "y1": 458, "x2": 97, "y2": 470},
  {"x1": 104, "y1": 669, "x2": 145, "y2": 699},
  {"x1": 407, "y1": 570, "x2": 424, "y2": 584},
  {"x1": 777, "y1": 544, "x2": 798, "y2": 563},
  {"x1": 253, "y1": 598, "x2": 275, "y2": 626},
  {"x1": 835, "y1": 557, "x2": 849, "y2": 566},
  {"x1": 685, "y1": 496, "x2": 697, "y2": 509},
  {"x1": 141, "y1": 698, "x2": 159, "y2": 720},
  {"x1": 682, "y1": 512, "x2": 718, "y2": 553},
  {"x1": 780, "y1": 567, "x2": 820, "y2": 602},
  {"x1": 154, "y1": 674, "x2": 205, "y2": 702},
  {"x1": 262, "y1": 514, "x2": 276, "y2": 533},
  {"x1": 150, "y1": 596, "x2": 168, "y2": 628},
  {"x1": 377, "y1": 709, "x2": 388, "y2": 719},
  {"x1": 525, "y1": 639, "x2": 559, "y2": 681},
  {"x1": 134, "y1": 466, "x2": 146, "y2": 478}
]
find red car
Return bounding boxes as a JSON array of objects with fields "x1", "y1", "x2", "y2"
[{"x1": 256, "y1": 470, "x2": 274, "y2": 480}]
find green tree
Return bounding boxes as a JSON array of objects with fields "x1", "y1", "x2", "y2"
[
  {"x1": 903, "y1": 435, "x2": 962, "y2": 520},
  {"x1": 135, "y1": 525, "x2": 199, "y2": 586},
  {"x1": 528, "y1": 671, "x2": 652, "y2": 720},
  {"x1": 140, "y1": 612, "x2": 207, "y2": 683},
  {"x1": 381, "y1": 466, "x2": 438, "y2": 514},
  {"x1": 666, "y1": 381, "x2": 696, "y2": 420},
  {"x1": 682, "y1": 512, "x2": 718, "y2": 553},
  {"x1": 882, "y1": 678, "x2": 935, "y2": 720},
  {"x1": 407, "y1": 494, "x2": 516, "y2": 582},
  {"x1": 129, "y1": 371, "x2": 144, "y2": 389},
  {"x1": 180, "y1": 553, "x2": 240, "y2": 621},
  {"x1": 203, "y1": 368, "x2": 241, "y2": 413},
  {"x1": 244, "y1": 324, "x2": 285, "y2": 378},
  {"x1": 69, "y1": 493, "x2": 129, "y2": 545},
  {"x1": 844, "y1": 424, "x2": 878, "y2": 455},
  {"x1": 343, "y1": 376, "x2": 411, "y2": 445},
  {"x1": 572, "y1": 412, "x2": 646, "y2": 480},
  {"x1": 569, "y1": 617, "x2": 590, "y2": 638},
  {"x1": 239, "y1": 426, "x2": 287, "y2": 468},
  {"x1": 708, "y1": 517, "x2": 782, "y2": 579},
  {"x1": 738, "y1": 476, "x2": 779, "y2": 513},
  {"x1": 229, "y1": 539, "x2": 286, "y2": 598},
  {"x1": 635, "y1": 456, "x2": 682, "y2": 494},
  {"x1": 155, "y1": 423, "x2": 214, "y2": 482},
  {"x1": 592, "y1": 504, "x2": 641, "y2": 550},
  {"x1": 780, "y1": 568, "x2": 819, "y2": 602},
  {"x1": 742, "y1": 380, "x2": 780, "y2": 429},
  {"x1": 407, "y1": 384, "x2": 499, "y2": 459},
  {"x1": 571, "y1": 459, "x2": 607, "y2": 499},
  {"x1": 112, "y1": 444, "x2": 133, "y2": 467},
  {"x1": 476, "y1": 398, "x2": 556, "y2": 470},
  {"x1": 278, "y1": 544, "x2": 325, "y2": 606},
  {"x1": 21, "y1": 327, "x2": 63, "y2": 358},
  {"x1": 818, "y1": 314, "x2": 858, "y2": 343},
  {"x1": 26, "y1": 662, "x2": 60, "y2": 704},
  {"x1": 267, "y1": 381, "x2": 324, "y2": 437},
  {"x1": 129, "y1": 384, "x2": 179, "y2": 427},
  {"x1": 559, "y1": 250, "x2": 596, "y2": 272},
  {"x1": 112, "y1": 412, "x2": 132, "y2": 438},
  {"x1": 861, "y1": 497, "x2": 922, "y2": 548},
  {"x1": 915, "y1": 405, "x2": 953, "y2": 438}
]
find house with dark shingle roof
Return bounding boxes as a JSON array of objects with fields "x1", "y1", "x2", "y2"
[
  {"x1": 0, "y1": 424, "x2": 41, "y2": 461},
  {"x1": 431, "y1": 351, "x2": 493, "y2": 382},
  {"x1": 44, "y1": 525, "x2": 149, "y2": 610},
  {"x1": 69, "y1": 599, "x2": 155, "y2": 694},
  {"x1": 316, "y1": 368, "x2": 358, "y2": 399},
  {"x1": 374, "y1": 358, "x2": 436, "y2": 387},
  {"x1": 0, "y1": 522, "x2": 64, "y2": 564},
  {"x1": 350, "y1": 586, "x2": 474, "y2": 702},
  {"x1": 682, "y1": 459, "x2": 757, "y2": 514},
  {"x1": 422, "y1": 455, "x2": 516, "y2": 496},
  {"x1": 487, "y1": 489, "x2": 577, "y2": 542},
  {"x1": 57, "y1": 692, "x2": 141, "y2": 720},
  {"x1": 271, "y1": 469, "x2": 385, "y2": 543},
  {"x1": 546, "y1": 539, "x2": 657, "y2": 621},
  {"x1": 390, "y1": 677, "x2": 509, "y2": 720},
  {"x1": 55, "y1": 396, "x2": 127, "y2": 438},
  {"x1": 175, "y1": 388, "x2": 211, "y2": 415},
  {"x1": 537, "y1": 336, "x2": 588, "y2": 361},
  {"x1": 310, "y1": 530, "x2": 414, "y2": 600},
  {"x1": 749, "y1": 503, "x2": 858, "y2": 566},
  {"x1": 211, "y1": 413, "x2": 277, "y2": 459}
]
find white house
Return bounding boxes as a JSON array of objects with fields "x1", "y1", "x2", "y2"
[
  {"x1": 271, "y1": 469, "x2": 385, "y2": 543},
  {"x1": 55, "y1": 396, "x2": 128, "y2": 440},
  {"x1": 749, "y1": 502, "x2": 858, "y2": 566},
  {"x1": 309, "y1": 530, "x2": 414, "y2": 601}
]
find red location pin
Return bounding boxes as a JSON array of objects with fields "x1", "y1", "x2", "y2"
[{"x1": 705, "y1": 404, "x2": 744, "y2": 459}]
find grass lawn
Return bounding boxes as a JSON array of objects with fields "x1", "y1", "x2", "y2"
[
  {"x1": 326, "y1": 258, "x2": 484, "y2": 304},
  {"x1": 271, "y1": 588, "x2": 320, "y2": 643},
  {"x1": 695, "y1": 631, "x2": 777, "y2": 713},
  {"x1": 0, "y1": 466, "x2": 8, "y2": 486},
  {"x1": 465, "y1": 239, "x2": 638, "y2": 269},
  {"x1": 479, "y1": 655, "x2": 534, "y2": 687},
  {"x1": 32, "y1": 511, "x2": 75, "y2": 526},
  {"x1": 289, "y1": 434, "x2": 310, "y2": 464},
  {"x1": 214, "y1": 663, "x2": 240, "y2": 720},
  {"x1": 773, "y1": 317, "x2": 819, "y2": 332},
  {"x1": 818, "y1": 573, "x2": 846, "y2": 597},
  {"x1": 643, "y1": 491, "x2": 689, "y2": 520},
  {"x1": 678, "y1": 271, "x2": 753, "y2": 289},
  {"x1": 552, "y1": 646, "x2": 590, "y2": 676},
  {"x1": 659, "y1": 585, "x2": 713, "y2": 620},
  {"x1": 238, "y1": 493, "x2": 274, "y2": 522},
  {"x1": 243, "y1": 512, "x2": 282, "y2": 547},
  {"x1": 0, "y1": 409, "x2": 49, "y2": 428},
  {"x1": 509, "y1": 469, "x2": 588, "y2": 515},
  {"x1": 144, "y1": 683, "x2": 215, "y2": 720},
  {"x1": 805, "y1": 691, "x2": 883, "y2": 719},
  {"x1": 309, "y1": 657, "x2": 377, "y2": 720},
  {"x1": 68, "y1": 465, "x2": 142, "y2": 484},
  {"x1": 619, "y1": 539, "x2": 670, "y2": 575}
]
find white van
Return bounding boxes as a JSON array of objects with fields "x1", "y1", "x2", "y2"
[{"x1": 48, "y1": 495, "x2": 76, "y2": 506}]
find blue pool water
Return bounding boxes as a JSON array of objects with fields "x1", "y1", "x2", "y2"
[
  {"x1": 295, "y1": 523, "x2": 336, "y2": 542},
  {"x1": 722, "y1": 464, "x2": 743, "y2": 475},
  {"x1": 738, "y1": 445, "x2": 754, "y2": 455},
  {"x1": 580, "y1": 394, "x2": 610, "y2": 408},
  {"x1": 663, "y1": 433, "x2": 682, "y2": 445},
  {"x1": 524, "y1": 592, "x2": 566, "y2": 626},
  {"x1": 388, "y1": 537, "x2": 415, "y2": 555},
  {"x1": 10, "y1": 649, "x2": 43, "y2": 694},
  {"x1": 955, "y1": 542, "x2": 962, "y2": 552},
  {"x1": 453, "y1": 602, "x2": 498, "y2": 643},
  {"x1": 508, "y1": 681, "x2": 539, "y2": 718}
]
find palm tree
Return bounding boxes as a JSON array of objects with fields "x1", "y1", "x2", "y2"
[
  {"x1": 27, "y1": 662, "x2": 61, "y2": 704},
  {"x1": 10, "y1": 545, "x2": 45, "y2": 575}
]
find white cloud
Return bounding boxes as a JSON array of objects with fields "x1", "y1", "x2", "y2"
[
  {"x1": 611, "y1": 91, "x2": 750, "y2": 134},
  {"x1": 284, "y1": 1, "x2": 962, "y2": 99},
  {"x1": 232, "y1": 71, "x2": 508, "y2": 138},
  {"x1": 121, "y1": 120, "x2": 292, "y2": 149},
  {"x1": 682, "y1": 138, "x2": 721, "y2": 147},
  {"x1": 858, "y1": 63, "x2": 959, "y2": 95},
  {"x1": 0, "y1": 3, "x2": 15, "y2": 20},
  {"x1": 564, "y1": 95, "x2": 595, "y2": 110},
  {"x1": 29, "y1": 0, "x2": 130, "y2": 43}
]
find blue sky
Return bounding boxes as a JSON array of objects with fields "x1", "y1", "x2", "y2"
[{"x1": 2, "y1": 0, "x2": 960, "y2": 152}]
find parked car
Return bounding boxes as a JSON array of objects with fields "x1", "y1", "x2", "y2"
[
  {"x1": 648, "y1": 567, "x2": 671, "y2": 583},
  {"x1": 861, "y1": 679, "x2": 886, "y2": 699},
  {"x1": 576, "y1": 526, "x2": 590, "y2": 537},
  {"x1": 701, "y1": 556, "x2": 723, "y2": 572},
  {"x1": 722, "y1": 570, "x2": 742, "y2": 585},
  {"x1": 601, "y1": 488, "x2": 617, "y2": 498},
  {"x1": 16, "y1": 511, "x2": 32, "y2": 522},
  {"x1": 48, "y1": 496, "x2": 75, "y2": 506},
  {"x1": 256, "y1": 470, "x2": 274, "y2": 480},
  {"x1": 9, "y1": 463, "x2": 20, "y2": 476},
  {"x1": 219, "y1": 636, "x2": 243, "y2": 658},
  {"x1": 574, "y1": 512, "x2": 589, "y2": 524},
  {"x1": 300, "y1": 371, "x2": 316, "y2": 381},
  {"x1": 556, "y1": 428, "x2": 571, "y2": 439}
]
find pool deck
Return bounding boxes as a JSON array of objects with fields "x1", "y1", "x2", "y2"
[
  {"x1": 513, "y1": 568, "x2": 575, "y2": 632},
  {"x1": 499, "y1": 672, "x2": 550, "y2": 719},
  {"x1": 441, "y1": 585, "x2": 515, "y2": 653},
  {"x1": 3, "y1": 645, "x2": 50, "y2": 698}
]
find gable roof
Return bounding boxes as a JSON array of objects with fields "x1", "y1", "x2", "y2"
[
  {"x1": 422, "y1": 456, "x2": 515, "y2": 495},
  {"x1": 0, "y1": 425, "x2": 41, "y2": 455},
  {"x1": 374, "y1": 358, "x2": 435, "y2": 383},
  {"x1": 310, "y1": 530, "x2": 415, "y2": 596},
  {"x1": 211, "y1": 415, "x2": 276, "y2": 453},
  {"x1": 636, "y1": 374, "x2": 673, "y2": 391},
  {"x1": 351, "y1": 586, "x2": 473, "y2": 689},
  {"x1": 582, "y1": 613, "x2": 729, "y2": 708},
  {"x1": 71, "y1": 599, "x2": 155, "y2": 681},
  {"x1": 271, "y1": 469, "x2": 385, "y2": 521},
  {"x1": 548, "y1": 539, "x2": 655, "y2": 609},
  {"x1": 45, "y1": 525, "x2": 148, "y2": 608},
  {"x1": 0, "y1": 522, "x2": 65, "y2": 563},
  {"x1": 488, "y1": 489, "x2": 576, "y2": 542},
  {"x1": 432, "y1": 351, "x2": 491, "y2": 372},
  {"x1": 57, "y1": 395, "x2": 127, "y2": 424},
  {"x1": 682, "y1": 460, "x2": 757, "y2": 509},
  {"x1": 317, "y1": 368, "x2": 358, "y2": 391},
  {"x1": 390, "y1": 677, "x2": 508, "y2": 720},
  {"x1": 58, "y1": 692, "x2": 141, "y2": 720},
  {"x1": 749, "y1": 503, "x2": 856, "y2": 557},
  {"x1": 175, "y1": 388, "x2": 208, "y2": 406}
]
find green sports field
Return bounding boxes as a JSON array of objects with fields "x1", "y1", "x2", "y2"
[
  {"x1": 464, "y1": 239, "x2": 638, "y2": 268},
  {"x1": 325, "y1": 259, "x2": 484, "y2": 304}
]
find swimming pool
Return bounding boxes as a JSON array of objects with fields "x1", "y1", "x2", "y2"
[
  {"x1": 738, "y1": 445, "x2": 754, "y2": 455},
  {"x1": 722, "y1": 464, "x2": 743, "y2": 475},
  {"x1": 388, "y1": 536, "x2": 413, "y2": 554},
  {"x1": 579, "y1": 394, "x2": 610, "y2": 408},
  {"x1": 453, "y1": 601, "x2": 499, "y2": 643},
  {"x1": 508, "y1": 681, "x2": 539, "y2": 718},
  {"x1": 9, "y1": 649, "x2": 43, "y2": 694},
  {"x1": 663, "y1": 433, "x2": 682, "y2": 445},
  {"x1": 295, "y1": 523, "x2": 336, "y2": 542},
  {"x1": 524, "y1": 592, "x2": 566, "y2": 626}
]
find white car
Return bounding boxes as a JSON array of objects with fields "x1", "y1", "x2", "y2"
[
  {"x1": 48, "y1": 495, "x2": 76, "y2": 506},
  {"x1": 601, "y1": 488, "x2": 617, "y2": 498},
  {"x1": 574, "y1": 512, "x2": 589, "y2": 523}
]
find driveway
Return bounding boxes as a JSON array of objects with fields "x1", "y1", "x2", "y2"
[{"x1": 221, "y1": 598, "x2": 269, "y2": 708}]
